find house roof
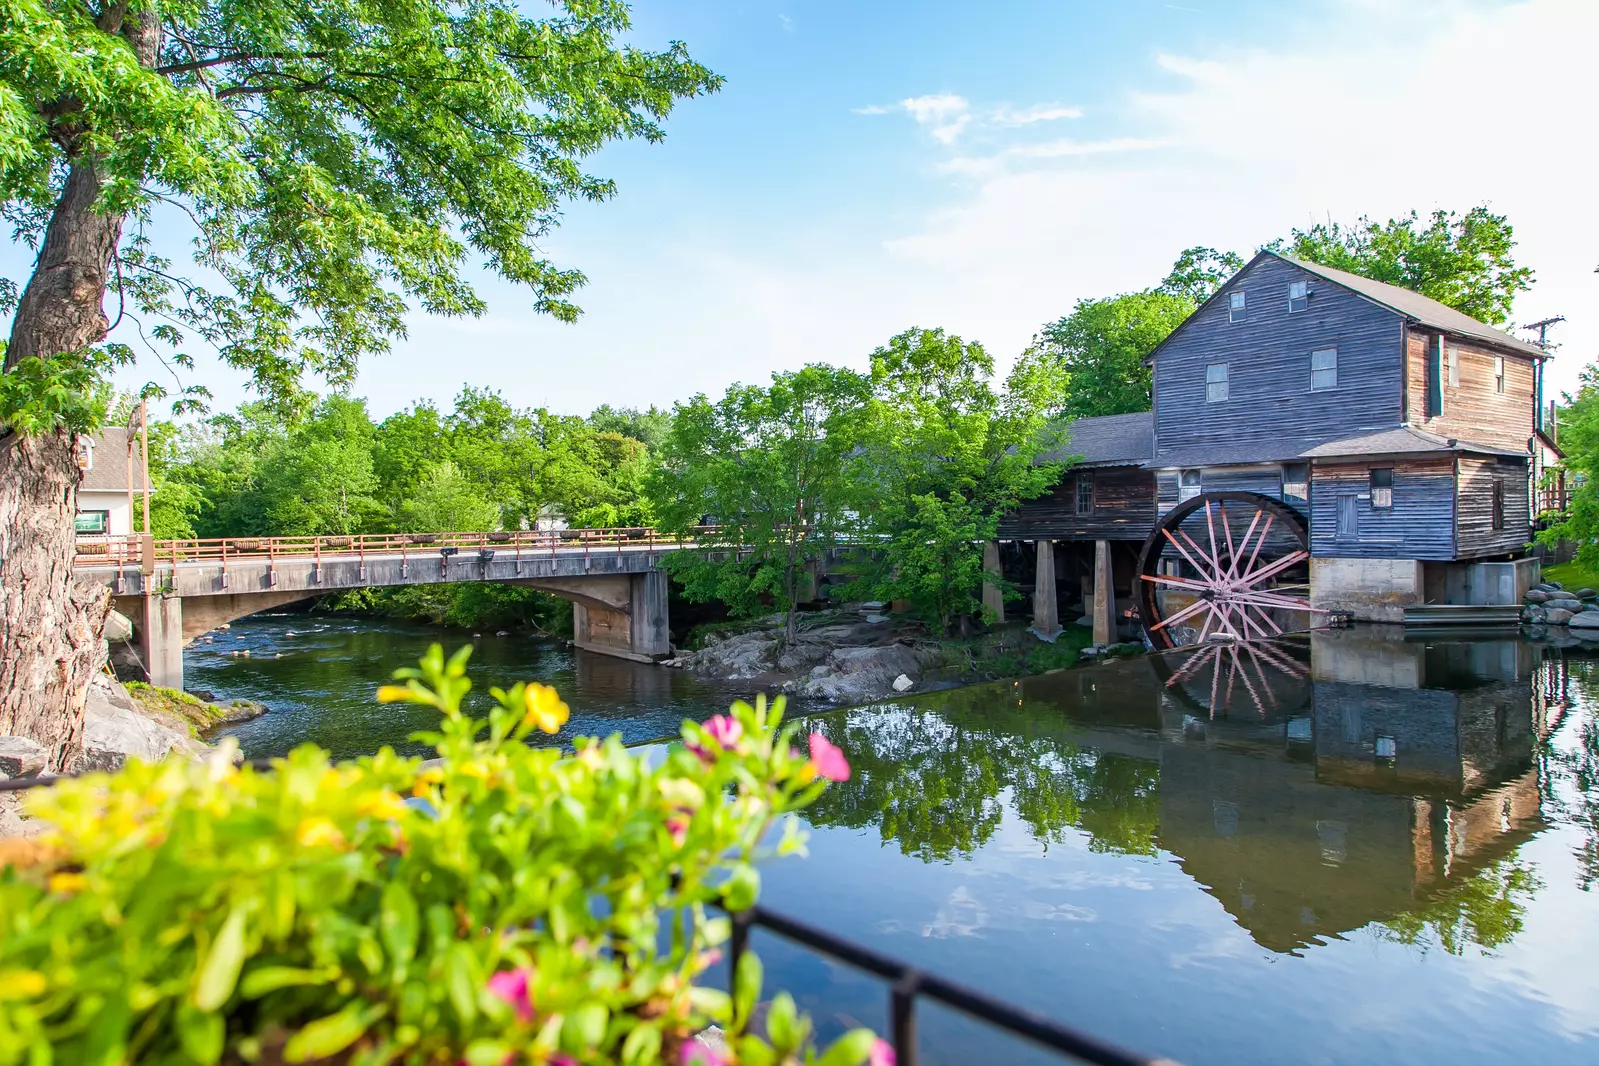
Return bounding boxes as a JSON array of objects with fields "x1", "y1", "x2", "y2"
[
  {"x1": 78, "y1": 427, "x2": 141, "y2": 492},
  {"x1": 1041, "y1": 410, "x2": 1153, "y2": 468},
  {"x1": 1297, "y1": 426, "x2": 1528, "y2": 460},
  {"x1": 1275, "y1": 255, "x2": 1549, "y2": 361},
  {"x1": 1146, "y1": 442, "x2": 1312, "y2": 469}
]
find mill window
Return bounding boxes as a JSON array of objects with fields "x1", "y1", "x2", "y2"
[
  {"x1": 1288, "y1": 280, "x2": 1309, "y2": 314},
  {"x1": 1492, "y1": 479, "x2": 1505, "y2": 530},
  {"x1": 1179, "y1": 469, "x2": 1202, "y2": 503},
  {"x1": 1310, "y1": 347, "x2": 1338, "y2": 391},
  {"x1": 1495, "y1": 356, "x2": 1506, "y2": 394},
  {"x1": 1448, "y1": 346, "x2": 1460, "y2": 388},
  {"x1": 1229, "y1": 291, "x2": 1247, "y2": 324},
  {"x1": 1075, "y1": 473, "x2": 1094, "y2": 515},
  {"x1": 1370, "y1": 468, "x2": 1393, "y2": 509},
  {"x1": 1281, "y1": 462, "x2": 1309, "y2": 502},
  {"x1": 1206, "y1": 362, "x2": 1230, "y2": 403}
]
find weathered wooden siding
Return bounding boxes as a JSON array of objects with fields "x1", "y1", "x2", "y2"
[
  {"x1": 1152, "y1": 465, "x2": 1310, "y2": 520},
  {"x1": 1455, "y1": 455, "x2": 1532, "y2": 559},
  {"x1": 1310, "y1": 458, "x2": 1456, "y2": 560},
  {"x1": 1405, "y1": 330, "x2": 1537, "y2": 451},
  {"x1": 996, "y1": 466, "x2": 1155, "y2": 541},
  {"x1": 1152, "y1": 257, "x2": 1404, "y2": 464}
]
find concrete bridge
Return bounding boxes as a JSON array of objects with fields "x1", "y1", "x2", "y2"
[{"x1": 73, "y1": 529, "x2": 709, "y2": 689}]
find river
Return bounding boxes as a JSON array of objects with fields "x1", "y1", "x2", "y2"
[{"x1": 188, "y1": 616, "x2": 1599, "y2": 1066}]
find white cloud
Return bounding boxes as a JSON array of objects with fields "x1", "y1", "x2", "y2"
[
  {"x1": 882, "y1": 0, "x2": 1599, "y2": 393},
  {"x1": 992, "y1": 102, "x2": 1086, "y2": 126},
  {"x1": 777, "y1": 12, "x2": 793, "y2": 33},
  {"x1": 900, "y1": 92, "x2": 971, "y2": 145}
]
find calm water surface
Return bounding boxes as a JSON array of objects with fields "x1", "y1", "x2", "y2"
[{"x1": 189, "y1": 620, "x2": 1599, "y2": 1065}]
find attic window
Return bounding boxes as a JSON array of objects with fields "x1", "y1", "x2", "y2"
[
  {"x1": 1448, "y1": 346, "x2": 1460, "y2": 388},
  {"x1": 1179, "y1": 469, "x2": 1202, "y2": 502},
  {"x1": 1310, "y1": 348, "x2": 1338, "y2": 391},
  {"x1": 1206, "y1": 362, "x2": 1230, "y2": 403},
  {"x1": 1495, "y1": 356, "x2": 1506, "y2": 394},
  {"x1": 1075, "y1": 473, "x2": 1094, "y2": 515},
  {"x1": 1229, "y1": 291, "x2": 1246, "y2": 324},
  {"x1": 1288, "y1": 281, "x2": 1309, "y2": 314}
]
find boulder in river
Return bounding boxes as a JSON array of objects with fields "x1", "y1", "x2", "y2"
[
  {"x1": 1567, "y1": 610, "x2": 1599, "y2": 629},
  {"x1": 1544, "y1": 607, "x2": 1574, "y2": 626}
]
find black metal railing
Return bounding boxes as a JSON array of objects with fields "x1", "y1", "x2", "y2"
[{"x1": 730, "y1": 905, "x2": 1175, "y2": 1066}]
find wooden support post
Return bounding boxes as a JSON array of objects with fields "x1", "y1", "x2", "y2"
[
  {"x1": 1032, "y1": 540, "x2": 1060, "y2": 639},
  {"x1": 1093, "y1": 539, "x2": 1115, "y2": 646},
  {"x1": 981, "y1": 541, "x2": 1005, "y2": 624}
]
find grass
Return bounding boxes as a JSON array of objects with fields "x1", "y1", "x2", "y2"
[
  {"x1": 1540, "y1": 560, "x2": 1599, "y2": 592},
  {"x1": 123, "y1": 683, "x2": 260, "y2": 737},
  {"x1": 928, "y1": 622, "x2": 1102, "y2": 683}
]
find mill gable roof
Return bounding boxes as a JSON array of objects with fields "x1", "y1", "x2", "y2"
[
  {"x1": 1297, "y1": 426, "x2": 1528, "y2": 461},
  {"x1": 1145, "y1": 251, "x2": 1547, "y2": 365}
]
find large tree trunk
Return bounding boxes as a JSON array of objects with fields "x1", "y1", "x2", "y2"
[{"x1": 0, "y1": 11, "x2": 158, "y2": 770}]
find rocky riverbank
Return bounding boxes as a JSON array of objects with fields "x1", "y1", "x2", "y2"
[
  {"x1": 1520, "y1": 580, "x2": 1599, "y2": 638},
  {"x1": 663, "y1": 608, "x2": 1141, "y2": 703}
]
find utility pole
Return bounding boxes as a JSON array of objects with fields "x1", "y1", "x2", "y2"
[{"x1": 1523, "y1": 315, "x2": 1565, "y2": 351}]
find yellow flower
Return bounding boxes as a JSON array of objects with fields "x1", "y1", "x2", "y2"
[
  {"x1": 412, "y1": 767, "x2": 445, "y2": 797},
  {"x1": 356, "y1": 790, "x2": 410, "y2": 821},
  {"x1": 47, "y1": 872, "x2": 88, "y2": 895},
  {"x1": 0, "y1": 969, "x2": 47, "y2": 1000},
  {"x1": 457, "y1": 760, "x2": 491, "y2": 780},
  {"x1": 522, "y1": 683, "x2": 570, "y2": 735},
  {"x1": 376, "y1": 684, "x2": 412, "y2": 703},
  {"x1": 296, "y1": 817, "x2": 347, "y2": 850}
]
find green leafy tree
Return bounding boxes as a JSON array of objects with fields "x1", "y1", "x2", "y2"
[
  {"x1": 1160, "y1": 245, "x2": 1245, "y2": 304},
  {"x1": 588, "y1": 404, "x2": 673, "y2": 452},
  {"x1": 850, "y1": 328, "x2": 1063, "y2": 633},
  {"x1": 1538, "y1": 362, "x2": 1599, "y2": 565},
  {"x1": 254, "y1": 398, "x2": 383, "y2": 536},
  {"x1": 400, "y1": 461, "x2": 501, "y2": 533},
  {"x1": 1275, "y1": 206, "x2": 1533, "y2": 325},
  {"x1": 372, "y1": 402, "x2": 447, "y2": 517},
  {"x1": 0, "y1": 0, "x2": 718, "y2": 760},
  {"x1": 1030, "y1": 290, "x2": 1193, "y2": 419},
  {"x1": 648, "y1": 365, "x2": 871, "y2": 645}
]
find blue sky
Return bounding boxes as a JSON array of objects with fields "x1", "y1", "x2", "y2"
[{"x1": 11, "y1": 0, "x2": 1599, "y2": 417}]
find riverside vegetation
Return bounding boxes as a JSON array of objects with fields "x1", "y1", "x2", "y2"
[{"x1": 0, "y1": 645, "x2": 890, "y2": 1066}]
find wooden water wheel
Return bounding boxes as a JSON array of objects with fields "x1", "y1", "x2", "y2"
[{"x1": 1135, "y1": 490, "x2": 1323, "y2": 649}]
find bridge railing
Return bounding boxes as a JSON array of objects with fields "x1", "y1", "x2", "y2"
[{"x1": 74, "y1": 526, "x2": 722, "y2": 569}]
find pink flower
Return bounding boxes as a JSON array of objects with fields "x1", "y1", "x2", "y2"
[
  {"x1": 666, "y1": 813, "x2": 691, "y2": 847},
  {"x1": 550, "y1": 1058, "x2": 579, "y2": 1066},
  {"x1": 486, "y1": 966, "x2": 534, "y2": 1022},
  {"x1": 808, "y1": 733, "x2": 850, "y2": 782},
  {"x1": 681, "y1": 1040, "x2": 729, "y2": 1066},
  {"x1": 704, "y1": 714, "x2": 743, "y2": 750},
  {"x1": 869, "y1": 1038, "x2": 896, "y2": 1066}
]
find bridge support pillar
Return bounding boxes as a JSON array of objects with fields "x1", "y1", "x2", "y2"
[
  {"x1": 1093, "y1": 539, "x2": 1115, "y2": 646},
  {"x1": 571, "y1": 570, "x2": 671, "y2": 663},
  {"x1": 140, "y1": 595, "x2": 184, "y2": 690},
  {"x1": 1031, "y1": 540, "x2": 1060, "y2": 640},
  {"x1": 981, "y1": 541, "x2": 1005, "y2": 624}
]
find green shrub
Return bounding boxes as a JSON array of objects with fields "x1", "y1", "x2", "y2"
[{"x1": 0, "y1": 646, "x2": 882, "y2": 1066}]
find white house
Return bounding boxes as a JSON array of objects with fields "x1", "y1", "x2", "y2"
[{"x1": 76, "y1": 426, "x2": 145, "y2": 536}]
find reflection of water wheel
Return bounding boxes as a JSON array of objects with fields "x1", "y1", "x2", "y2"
[
  {"x1": 1136, "y1": 491, "x2": 1323, "y2": 650},
  {"x1": 1151, "y1": 638, "x2": 1312, "y2": 719}
]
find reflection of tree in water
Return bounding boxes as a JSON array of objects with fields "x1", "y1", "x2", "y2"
[
  {"x1": 1378, "y1": 859, "x2": 1542, "y2": 956},
  {"x1": 803, "y1": 690, "x2": 1159, "y2": 862},
  {"x1": 1544, "y1": 667, "x2": 1599, "y2": 892}
]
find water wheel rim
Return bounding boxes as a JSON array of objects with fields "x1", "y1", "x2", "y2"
[{"x1": 1136, "y1": 490, "x2": 1319, "y2": 650}]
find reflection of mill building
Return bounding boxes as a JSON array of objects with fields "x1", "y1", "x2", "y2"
[{"x1": 1020, "y1": 632, "x2": 1553, "y2": 953}]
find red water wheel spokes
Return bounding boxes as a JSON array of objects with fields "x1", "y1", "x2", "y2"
[{"x1": 1136, "y1": 491, "x2": 1325, "y2": 649}]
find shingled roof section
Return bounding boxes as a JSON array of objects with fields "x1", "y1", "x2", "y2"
[
  {"x1": 1298, "y1": 425, "x2": 1529, "y2": 460},
  {"x1": 79, "y1": 427, "x2": 139, "y2": 492},
  {"x1": 1041, "y1": 410, "x2": 1154, "y2": 468},
  {"x1": 1278, "y1": 255, "x2": 1548, "y2": 361}
]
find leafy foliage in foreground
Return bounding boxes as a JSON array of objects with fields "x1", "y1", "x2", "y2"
[{"x1": 0, "y1": 647, "x2": 880, "y2": 1066}]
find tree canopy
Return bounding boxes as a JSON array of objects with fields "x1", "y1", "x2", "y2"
[
  {"x1": 1274, "y1": 207, "x2": 1533, "y2": 326},
  {"x1": 2, "y1": 0, "x2": 720, "y2": 415}
]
